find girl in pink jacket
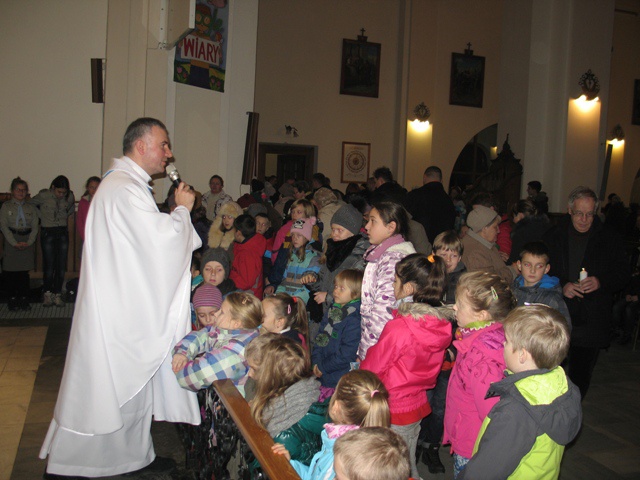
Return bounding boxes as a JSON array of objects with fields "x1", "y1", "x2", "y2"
[
  {"x1": 361, "y1": 253, "x2": 452, "y2": 479},
  {"x1": 443, "y1": 271, "x2": 516, "y2": 478},
  {"x1": 358, "y1": 201, "x2": 416, "y2": 360}
]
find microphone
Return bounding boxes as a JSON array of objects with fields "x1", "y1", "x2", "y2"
[{"x1": 166, "y1": 164, "x2": 182, "y2": 188}]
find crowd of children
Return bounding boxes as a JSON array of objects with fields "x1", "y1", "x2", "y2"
[{"x1": 168, "y1": 184, "x2": 584, "y2": 480}]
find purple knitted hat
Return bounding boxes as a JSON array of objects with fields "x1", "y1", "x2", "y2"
[{"x1": 193, "y1": 284, "x2": 222, "y2": 310}]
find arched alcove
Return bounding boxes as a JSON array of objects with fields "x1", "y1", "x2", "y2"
[{"x1": 448, "y1": 123, "x2": 498, "y2": 192}]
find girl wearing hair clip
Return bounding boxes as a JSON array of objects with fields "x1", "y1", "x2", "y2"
[
  {"x1": 272, "y1": 369, "x2": 390, "y2": 480},
  {"x1": 361, "y1": 253, "x2": 451, "y2": 479},
  {"x1": 443, "y1": 271, "x2": 516, "y2": 478},
  {"x1": 261, "y1": 293, "x2": 309, "y2": 348}
]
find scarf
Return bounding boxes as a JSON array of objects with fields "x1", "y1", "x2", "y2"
[
  {"x1": 325, "y1": 234, "x2": 361, "y2": 271},
  {"x1": 315, "y1": 299, "x2": 360, "y2": 347},
  {"x1": 262, "y1": 377, "x2": 320, "y2": 437}
]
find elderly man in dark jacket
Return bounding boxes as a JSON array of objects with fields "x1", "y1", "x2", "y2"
[
  {"x1": 543, "y1": 186, "x2": 630, "y2": 399},
  {"x1": 404, "y1": 166, "x2": 456, "y2": 243}
]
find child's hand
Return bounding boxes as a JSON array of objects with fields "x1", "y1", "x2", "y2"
[
  {"x1": 300, "y1": 273, "x2": 317, "y2": 284},
  {"x1": 271, "y1": 443, "x2": 291, "y2": 461},
  {"x1": 172, "y1": 353, "x2": 188, "y2": 373},
  {"x1": 313, "y1": 364, "x2": 323, "y2": 377},
  {"x1": 314, "y1": 291, "x2": 328, "y2": 304},
  {"x1": 264, "y1": 285, "x2": 275, "y2": 297}
]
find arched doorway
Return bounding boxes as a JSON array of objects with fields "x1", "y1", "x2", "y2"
[{"x1": 448, "y1": 123, "x2": 497, "y2": 192}]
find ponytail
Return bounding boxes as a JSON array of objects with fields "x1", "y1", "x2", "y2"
[
  {"x1": 265, "y1": 293, "x2": 309, "y2": 348},
  {"x1": 330, "y1": 370, "x2": 390, "y2": 428},
  {"x1": 396, "y1": 253, "x2": 446, "y2": 306}
]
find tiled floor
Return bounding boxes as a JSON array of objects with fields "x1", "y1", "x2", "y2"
[
  {"x1": 1, "y1": 313, "x2": 639, "y2": 480},
  {"x1": 0, "y1": 325, "x2": 46, "y2": 480}
]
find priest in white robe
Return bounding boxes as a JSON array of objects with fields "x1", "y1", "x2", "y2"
[{"x1": 40, "y1": 118, "x2": 201, "y2": 478}]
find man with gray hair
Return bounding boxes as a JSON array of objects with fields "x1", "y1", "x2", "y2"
[
  {"x1": 40, "y1": 118, "x2": 201, "y2": 478},
  {"x1": 404, "y1": 166, "x2": 456, "y2": 243},
  {"x1": 543, "y1": 186, "x2": 629, "y2": 399}
]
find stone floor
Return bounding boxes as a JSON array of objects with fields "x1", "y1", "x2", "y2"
[{"x1": 1, "y1": 314, "x2": 639, "y2": 480}]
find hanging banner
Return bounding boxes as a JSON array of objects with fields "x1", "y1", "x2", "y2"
[{"x1": 174, "y1": 0, "x2": 228, "y2": 92}]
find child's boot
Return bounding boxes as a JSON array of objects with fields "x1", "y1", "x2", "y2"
[{"x1": 423, "y1": 443, "x2": 445, "y2": 474}]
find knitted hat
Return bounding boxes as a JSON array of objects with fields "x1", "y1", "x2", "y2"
[
  {"x1": 466, "y1": 205, "x2": 499, "y2": 233},
  {"x1": 278, "y1": 183, "x2": 294, "y2": 198},
  {"x1": 246, "y1": 203, "x2": 267, "y2": 218},
  {"x1": 313, "y1": 187, "x2": 338, "y2": 208},
  {"x1": 201, "y1": 247, "x2": 230, "y2": 278},
  {"x1": 193, "y1": 284, "x2": 222, "y2": 310},
  {"x1": 331, "y1": 204, "x2": 362, "y2": 235},
  {"x1": 290, "y1": 217, "x2": 316, "y2": 242}
]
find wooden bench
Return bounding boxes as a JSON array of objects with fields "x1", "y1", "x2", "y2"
[
  {"x1": 187, "y1": 379, "x2": 301, "y2": 480},
  {"x1": 213, "y1": 380, "x2": 301, "y2": 479}
]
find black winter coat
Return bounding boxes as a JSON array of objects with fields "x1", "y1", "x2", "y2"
[
  {"x1": 543, "y1": 215, "x2": 630, "y2": 348},
  {"x1": 404, "y1": 182, "x2": 456, "y2": 243}
]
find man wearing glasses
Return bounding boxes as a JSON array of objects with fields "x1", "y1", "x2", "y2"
[{"x1": 544, "y1": 186, "x2": 630, "y2": 399}]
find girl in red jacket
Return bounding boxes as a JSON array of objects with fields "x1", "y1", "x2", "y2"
[{"x1": 361, "y1": 253, "x2": 452, "y2": 479}]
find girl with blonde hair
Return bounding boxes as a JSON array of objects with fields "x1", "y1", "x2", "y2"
[
  {"x1": 272, "y1": 369, "x2": 390, "y2": 479},
  {"x1": 443, "y1": 271, "x2": 516, "y2": 478},
  {"x1": 269, "y1": 198, "x2": 319, "y2": 266},
  {"x1": 245, "y1": 334, "x2": 325, "y2": 466},
  {"x1": 172, "y1": 291, "x2": 261, "y2": 396}
]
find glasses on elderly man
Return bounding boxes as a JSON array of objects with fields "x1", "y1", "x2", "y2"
[{"x1": 570, "y1": 210, "x2": 595, "y2": 219}]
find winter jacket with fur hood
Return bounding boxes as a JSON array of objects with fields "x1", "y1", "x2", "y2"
[
  {"x1": 361, "y1": 302, "x2": 453, "y2": 424},
  {"x1": 207, "y1": 201, "x2": 243, "y2": 252},
  {"x1": 358, "y1": 235, "x2": 416, "y2": 359}
]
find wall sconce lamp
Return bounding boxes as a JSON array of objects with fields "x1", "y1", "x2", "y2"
[
  {"x1": 285, "y1": 125, "x2": 299, "y2": 138},
  {"x1": 609, "y1": 124, "x2": 625, "y2": 146},
  {"x1": 577, "y1": 69, "x2": 600, "y2": 102},
  {"x1": 410, "y1": 102, "x2": 431, "y2": 132},
  {"x1": 412, "y1": 102, "x2": 431, "y2": 123}
]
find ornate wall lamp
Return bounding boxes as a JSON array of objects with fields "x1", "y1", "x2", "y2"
[
  {"x1": 608, "y1": 124, "x2": 625, "y2": 146},
  {"x1": 409, "y1": 102, "x2": 431, "y2": 132},
  {"x1": 577, "y1": 69, "x2": 600, "y2": 102}
]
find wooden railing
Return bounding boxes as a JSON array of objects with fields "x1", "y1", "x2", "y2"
[
  {"x1": 213, "y1": 379, "x2": 301, "y2": 480},
  {"x1": 180, "y1": 379, "x2": 300, "y2": 479}
]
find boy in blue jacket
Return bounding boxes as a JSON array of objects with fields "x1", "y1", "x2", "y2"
[
  {"x1": 311, "y1": 269, "x2": 363, "y2": 397},
  {"x1": 512, "y1": 241, "x2": 571, "y2": 329}
]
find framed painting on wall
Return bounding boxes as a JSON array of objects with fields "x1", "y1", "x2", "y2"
[
  {"x1": 633, "y1": 79, "x2": 640, "y2": 125},
  {"x1": 340, "y1": 38, "x2": 381, "y2": 98},
  {"x1": 341, "y1": 142, "x2": 371, "y2": 183},
  {"x1": 449, "y1": 52, "x2": 485, "y2": 108}
]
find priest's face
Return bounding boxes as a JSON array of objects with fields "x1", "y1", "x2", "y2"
[{"x1": 139, "y1": 126, "x2": 173, "y2": 176}]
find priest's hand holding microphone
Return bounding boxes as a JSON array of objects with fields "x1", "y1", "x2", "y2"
[{"x1": 166, "y1": 164, "x2": 195, "y2": 212}]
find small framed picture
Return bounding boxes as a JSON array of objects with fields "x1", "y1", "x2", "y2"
[
  {"x1": 449, "y1": 52, "x2": 485, "y2": 108},
  {"x1": 632, "y1": 79, "x2": 640, "y2": 126},
  {"x1": 340, "y1": 39, "x2": 381, "y2": 98},
  {"x1": 341, "y1": 142, "x2": 371, "y2": 183}
]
